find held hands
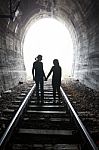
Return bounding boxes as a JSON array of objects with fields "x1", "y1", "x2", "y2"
[
  {"x1": 33, "y1": 76, "x2": 48, "y2": 81},
  {"x1": 45, "y1": 75, "x2": 49, "y2": 81},
  {"x1": 44, "y1": 75, "x2": 48, "y2": 81},
  {"x1": 45, "y1": 77, "x2": 47, "y2": 81}
]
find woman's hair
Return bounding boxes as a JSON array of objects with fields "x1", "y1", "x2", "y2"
[{"x1": 35, "y1": 55, "x2": 42, "y2": 60}]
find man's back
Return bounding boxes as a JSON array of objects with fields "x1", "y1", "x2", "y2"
[{"x1": 33, "y1": 61, "x2": 44, "y2": 79}]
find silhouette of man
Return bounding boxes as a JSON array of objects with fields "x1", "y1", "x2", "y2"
[
  {"x1": 47, "y1": 59, "x2": 62, "y2": 103},
  {"x1": 32, "y1": 55, "x2": 46, "y2": 103}
]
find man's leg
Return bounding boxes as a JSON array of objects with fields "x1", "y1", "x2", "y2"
[{"x1": 40, "y1": 79, "x2": 44, "y2": 103}]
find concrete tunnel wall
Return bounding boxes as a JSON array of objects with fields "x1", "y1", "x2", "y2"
[{"x1": 0, "y1": 0, "x2": 99, "y2": 92}]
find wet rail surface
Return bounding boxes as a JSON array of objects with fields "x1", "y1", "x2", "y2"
[{"x1": 0, "y1": 82, "x2": 98, "y2": 150}]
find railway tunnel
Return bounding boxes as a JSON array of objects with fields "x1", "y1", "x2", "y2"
[
  {"x1": 0, "y1": 1, "x2": 99, "y2": 149},
  {"x1": 0, "y1": 0, "x2": 99, "y2": 93}
]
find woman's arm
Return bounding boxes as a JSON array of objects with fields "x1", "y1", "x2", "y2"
[{"x1": 47, "y1": 67, "x2": 53, "y2": 79}]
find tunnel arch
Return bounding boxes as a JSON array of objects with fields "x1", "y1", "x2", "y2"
[
  {"x1": 0, "y1": 0, "x2": 99, "y2": 92},
  {"x1": 21, "y1": 9, "x2": 78, "y2": 77},
  {"x1": 22, "y1": 17, "x2": 74, "y2": 80},
  {"x1": 20, "y1": 6, "x2": 87, "y2": 83},
  {"x1": 21, "y1": 11, "x2": 76, "y2": 73}
]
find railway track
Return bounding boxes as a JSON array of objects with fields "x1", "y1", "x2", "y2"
[{"x1": 0, "y1": 81, "x2": 98, "y2": 150}]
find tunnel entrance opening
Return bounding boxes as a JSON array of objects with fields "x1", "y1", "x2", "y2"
[{"x1": 23, "y1": 18, "x2": 73, "y2": 80}]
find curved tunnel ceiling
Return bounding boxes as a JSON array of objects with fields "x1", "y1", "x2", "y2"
[
  {"x1": 0, "y1": 0, "x2": 99, "y2": 91},
  {"x1": 3, "y1": 0, "x2": 95, "y2": 55},
  {"x1": 19, "y1": 0, "x2": 82, "y2": 44},
  {"x1": 19, "y1": 0, "x2": 86, "y2": 75}
]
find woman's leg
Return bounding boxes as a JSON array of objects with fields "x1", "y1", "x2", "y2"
[
  {"x1": 57, "y1": 85, "x2": 61, "y2": 102},
  {"x1": 35, "y1": 80, "x2": 39, "y2": 101},
  {"x1": 52, "y1": 84, "x2": 56, "y2": 102}
]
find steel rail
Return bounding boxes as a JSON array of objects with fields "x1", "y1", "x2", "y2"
[
  {"x1": 0, "y1": 84, "x2": 36, "y2": 149},
  {"x1": 60, "y1": 86, "x2": 98, "y2": 150}
]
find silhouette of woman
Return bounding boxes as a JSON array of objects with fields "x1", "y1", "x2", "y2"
[
  {"x1": 47, "y1": 59, "x2": 62, "y2": 103},
  {"x1": 32, "y1": 55, "x2": 46, "y2": 103}
]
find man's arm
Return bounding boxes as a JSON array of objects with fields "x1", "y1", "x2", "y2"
[{"x1": 32, "y1": 63, "x2": 35, "y2": 80}]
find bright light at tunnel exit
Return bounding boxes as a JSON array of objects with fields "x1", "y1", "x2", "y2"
[{"x1": 23, "y1": 18, "x2": 73, "y2": 80}]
